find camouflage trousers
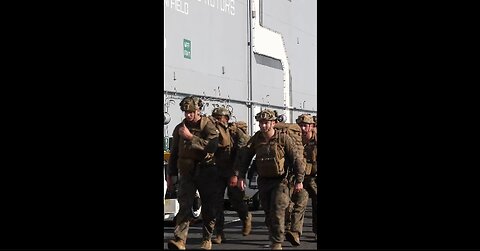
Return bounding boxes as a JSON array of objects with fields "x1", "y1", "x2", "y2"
[
  {"x1": 285, "y1": 177, "x2": 309, "y2": 236},
  {"x1": 304, "y1": 175, "x2": 317, "y2": 234},
  {"x1": 258, "y1": 176, "x2": 290, "y2": 243},
  {"x1": 174, "y1": 164, "x2": 223, "y2": 241},
  {"x1": 214, "y1": 175, "x2": 250, "y2": 233}
]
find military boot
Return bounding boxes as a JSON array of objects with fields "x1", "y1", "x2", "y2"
[
  {"x1": 211, "y1": 232, "x2": 226, "y2": 244},
  {"x1": 242, "y1": 212, "x2": 252, "y2": 236},
  {"x1": 167, "y1": 238, "x2": 186, "y2": 250},
  {"x1": 271, "y1": 242, "x2": 282, "y2": 250},
  {"x1": 200, "y1": 239, "x2": 212, "y2": 250},
  {"x1": 285, "y1": 231, "x2": 300, "y2": 246}
]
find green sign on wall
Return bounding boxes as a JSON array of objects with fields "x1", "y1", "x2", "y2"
[{"x1": 183, "y1": 39, "x2": 191, "y2": 59}]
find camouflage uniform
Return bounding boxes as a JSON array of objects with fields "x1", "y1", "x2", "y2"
[
  {"x1": 302, "y1": 132, "x2": 317, "y2": 235},
  {"x1": 167, "y1": 97, "x2": 222, "y2": 250},
  {"x1": 233, "y1": 110, "x2": 305, "y2": 248},
  {"x1": 285, "y1": 114, "x2": 317, "y2": 243},
  {"x1": 285, "y1": 170, "x2": 309, "y2": 244},
  {"x1": 210, "y1": 108, "x2": 251, "y2": 243}
]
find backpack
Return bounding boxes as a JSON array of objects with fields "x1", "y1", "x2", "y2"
[
  {"x1": 228, "y1": 121, "x2": 250, "y2": 161},
  {"x1": 228, "y1": 121, "x2": 248, "y2": 136},
  {"x1": 254, "y1": 122, "x2": 305, "y2": 178},
  {"x1": 274, "y1": 122, "x2": 303, "y2": 152},
  {"x1": 274, "y1": 122, "x2": 306, "y2": 172}
]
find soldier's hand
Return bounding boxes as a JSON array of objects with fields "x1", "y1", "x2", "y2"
[
  {"x1": 237, "y1": 178, "x2": 246, "y2": 191},
  {"x1": 179, "y1": 124, "x2": 193, "y2": 140},
  {"x1": 229, "y1": 176, "x2": 238, "y2": 187},
  {"x1": 294, "y1": 182, "x2": 303, "y2": 193}
]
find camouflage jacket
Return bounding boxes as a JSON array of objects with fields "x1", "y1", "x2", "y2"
[
  {"x1": 233, "y1": 129, "x2": 305, "y2": 184},
  {"x1": 167, "y1": 116, "x2": 219, "y2": 176}
]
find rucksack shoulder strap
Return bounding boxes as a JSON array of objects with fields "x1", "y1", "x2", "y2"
[{"x1": 274, "y1": 128, "x2": 288, "y2": 146}]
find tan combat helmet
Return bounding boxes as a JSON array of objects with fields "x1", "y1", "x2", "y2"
[
  {"x1": 296, "y1": 114, "x2": 315, "y2": 124},
  {"x1": 212, "y1": 107, "x2": 231, "y2": 119},
  {"x1": 255, "y1": 109, "x2": 277, "y2": 121},
  {"x1": 179, "y1": 96, "x2": 203, "y2": 112}
]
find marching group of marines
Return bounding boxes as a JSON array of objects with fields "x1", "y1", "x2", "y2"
[{"x1": 166, "y1": 96, "x2": 318, "y2": 250}]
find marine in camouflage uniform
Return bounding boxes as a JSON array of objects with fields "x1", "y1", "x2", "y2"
[
  {"x1": 232, "y1": 109, "x2": 305, "y2": 250},
  {"x1": 285, "y1": 114, "x2": 318, "y2": 243},
  {"x1": 166, "y1": 96, "x2": 222, "y2": 250},
  {"x1": 305, "y1": 114, "x2": 318, "y2": 241},
  {"x1": 209, "y1": 107, "x2": 252, "y2": 244},
  {"x1": 312, "y1": 115, "x2": 318, "y2": 224}
]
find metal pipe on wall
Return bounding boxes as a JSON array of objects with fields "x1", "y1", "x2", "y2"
[{"x1": 163, "y1": 90, "x2": 317, "y2": 114}]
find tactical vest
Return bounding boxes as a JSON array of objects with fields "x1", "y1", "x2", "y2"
[
  {"x1": 207, "y1": 116, "x2": 233, "y2": 149},
  {"x1": 206, "y1": 116, "x2": 233, "y2": 165},
  {"x1": 177, "y1": 116, "x2": 212, "y2": 161},
  {"x1": 252, "y1": 131, "x2": 286, "y2": 178},
  {"x1": 252, "y1": 125, "x2": 305, "y2": 178}
]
